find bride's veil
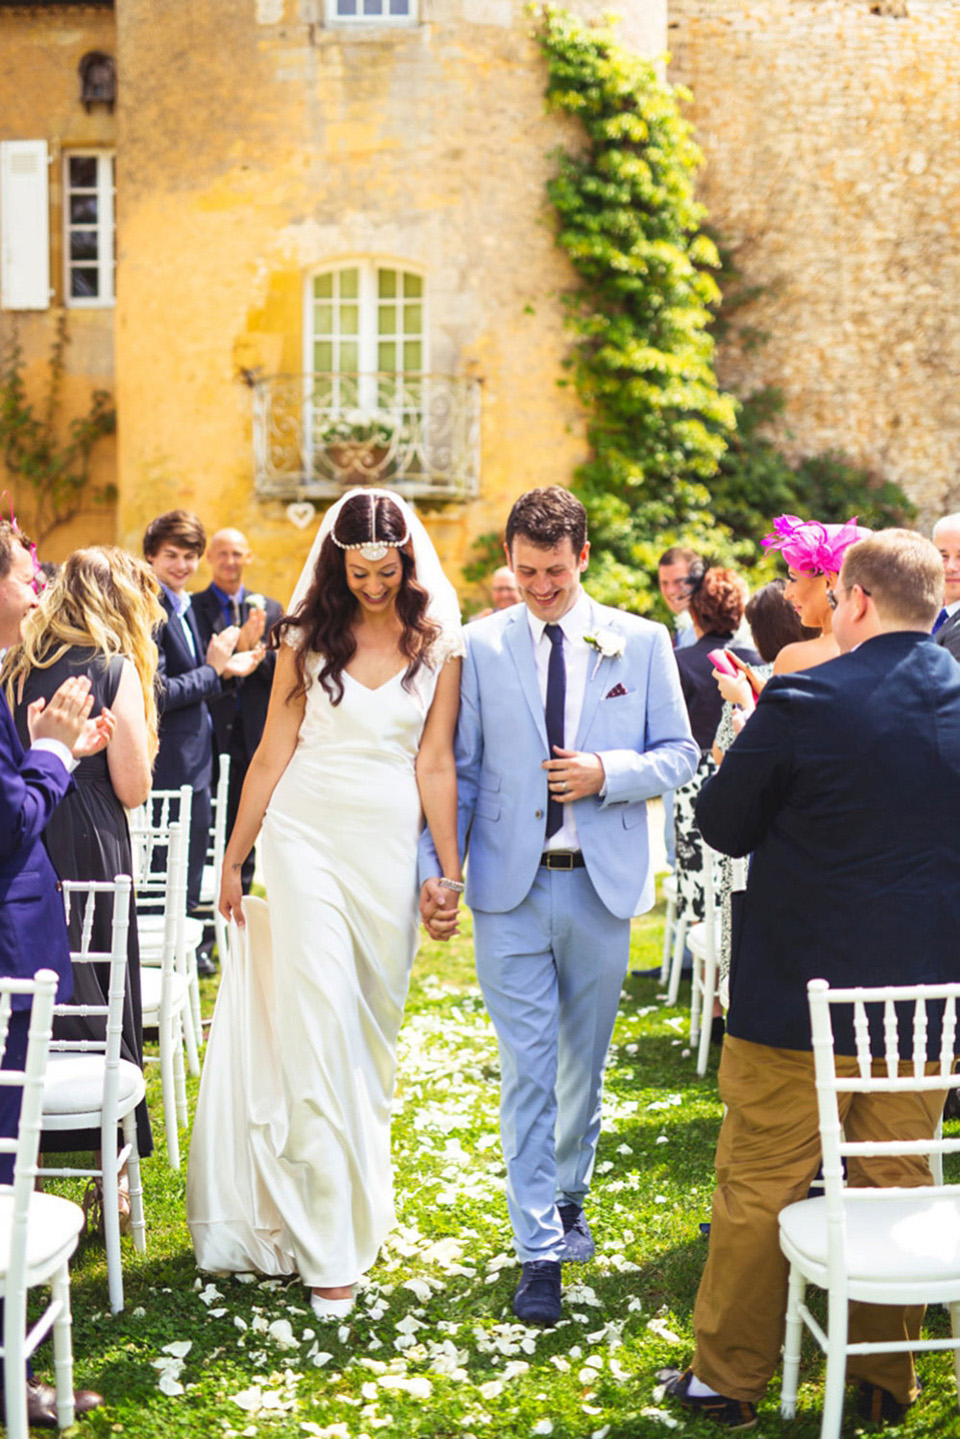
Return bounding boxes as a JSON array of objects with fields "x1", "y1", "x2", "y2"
[{"x1": 287, "y1": 487, "x2": 465, "y2": 661}]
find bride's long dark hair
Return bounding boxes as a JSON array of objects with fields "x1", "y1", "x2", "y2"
[{"x1": 272, "y1": 493, "x2": 440, "y2": 705}]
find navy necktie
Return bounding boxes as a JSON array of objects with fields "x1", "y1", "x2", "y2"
[
  {"x1": 933, "y1": 607, "x2": 950, "y2": 635},
  {"x1": 545, "y1": 624, "x2": 566, "y2": 839}
]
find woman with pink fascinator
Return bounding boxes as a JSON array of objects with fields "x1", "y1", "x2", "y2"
[{"x1": 763, "y1": 515, "x2": 871, "y2": 676}]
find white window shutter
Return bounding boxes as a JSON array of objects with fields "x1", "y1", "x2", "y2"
[{"x1": 1, "y1": 140, "x2": 50, "y2": 311}]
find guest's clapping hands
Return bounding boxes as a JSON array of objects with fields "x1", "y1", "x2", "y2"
[
  {"x1": 543, "y1": 745, "x2": 605, "y2": 801},
  {"x1": 237, "y1": 607, "x2": 267, "y2": 651},
  {"x1": 73, "y1": 705, "x2": 117, "y2": 758},
  {"x1": 223, "y1": 644, "x2": 265, "y2": 679},
  {"x1": 26, "y1": 675, "x2": 97, "y2": 751},
  {"x1": 419, "y1": 878, "x2": 461, "y2": 942}
]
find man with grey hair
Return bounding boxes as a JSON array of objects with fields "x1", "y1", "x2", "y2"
[{"x1": 932, "y1": 512, "x2": 960, "y2": 659}]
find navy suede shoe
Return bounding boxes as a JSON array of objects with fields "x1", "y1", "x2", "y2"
[
  {"x1": 656, "y1": 1369, "x2": 757, "y2": 1431},
  {"x1": 512, "y1": 1260, "x2": 562, "y2": 1326},
  {"x1": 557, "y1": 1203, "x2": 595, "y2": 1263}
]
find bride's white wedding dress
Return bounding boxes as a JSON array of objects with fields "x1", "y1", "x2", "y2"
[{"x1": 186, "y1": 654, "x2": 440, "y2": 1285}]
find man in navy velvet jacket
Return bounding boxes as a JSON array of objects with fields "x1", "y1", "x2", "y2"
[{"x1": 660, "y1": 530, "x2": 960, "y2": 1430}]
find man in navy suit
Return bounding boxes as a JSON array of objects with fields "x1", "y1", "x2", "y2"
[
  {"x1": 932, "y1": 513, "x2": 960, "y2": 660},
  {"x1": 144, "y1": 511, "x2": 261, "y2": 973},
  {"x1": 659, "y1": 530, "x2": 960, "y2": 1430},
  {"x1": 190, "y1": 528, "x2": 282, "y2": 894},
  {"x1": 0, "y1": 518, "x2": 107, "y2": 1425}
]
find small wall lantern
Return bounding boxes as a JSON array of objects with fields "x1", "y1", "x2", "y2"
[{"x1": 79, "y1": 52, "x2": 116, "y2": 113}]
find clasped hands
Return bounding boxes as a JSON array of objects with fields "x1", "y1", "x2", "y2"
[
  {"x1": 419, "y1": 748, "x2": 605, "y2": 943},
  {"x1": 419, "y1": 879, "x2": 461, "y2": 943}
]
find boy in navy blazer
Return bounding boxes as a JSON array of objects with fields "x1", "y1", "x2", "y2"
[{"x1": 144, "y1": 511, "x2": 262, "y2": 970}]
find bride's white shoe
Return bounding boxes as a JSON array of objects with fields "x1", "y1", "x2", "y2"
[{"x1": 311, "y1": 1291, "x2": 355, "y2": 1320}]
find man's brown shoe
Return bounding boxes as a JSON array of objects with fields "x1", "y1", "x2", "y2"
[{"x1": 656, "y1": 1368, "x2": 758, "y2": 1431}]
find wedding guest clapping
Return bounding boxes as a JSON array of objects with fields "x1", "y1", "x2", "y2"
[
  {"x1": 4, "y1": 546, "x2": 165, "y2": 1214},
  {"x1": 188, "y1": 489, "x2": 463, "y2": 1322}
]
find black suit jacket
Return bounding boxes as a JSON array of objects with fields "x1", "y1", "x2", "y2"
[
  {"x1": 697, "y1": 632, "x2": 960, "y2": 1053},
  {"x1": 0, "y1": 697, "x2": 72, "y2": 1007},
  {"x1": 154, "y1": 592, "x2": 221, "y2": 791},
  {"x1": 189, "y1": 586, "x2": 283, "y2": 756},
  {"x1": 935, "y1": 610, "x2": 960, "y2": 660}
]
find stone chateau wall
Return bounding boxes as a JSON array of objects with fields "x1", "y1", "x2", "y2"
[{"x1": 668, "y1": 0, "x2": 960, "y2": 526}]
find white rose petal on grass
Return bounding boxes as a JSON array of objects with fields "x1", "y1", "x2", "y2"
[
  {"x1": 533, "y1": 1422, "x2": 553, "y2": 1437},
  {"x1": 161, "y1": 1340, "x2": 192, "y2": 1358},
  {"x1": 268, "y1": 1319, "x2": 299, "y2": 1349},
  {"x1": 234, "y1": 1316, "x2": 248, "y2": 1332},
  {"x1": 640, "y1": 1407, "x2": 681, "y2": 1430},
  {"x1": 549, "y1": 1357, "x2": 570, "y2": 1373},
  {"x1": 377, "y1": 1375, "x2": 432, "y2": 1400},
  {"x1": 646, "y1": 1317, "x2": 681, "y2": 1343},
  {"x1": 478, "y1": 1379, "x2": 504, "y2": 1400},
  {"x1": 591, "y1": 1428, "x2": 611, "y2": 1439},
  {"x1": 402, "y1": 1279, "x2": 433, "y2": 1304},
  {"x1": 501, "y1": 1361, "x2": 529, "y2": 1382},
  {"x1": 157, "y1": 1371, "x2": 184, "y2": 1397},
  {"x1": 131, "y1": 1306, "x2": 146, "y2": 1318},
  {"x1": 312, "y1": 1352, "x2": 333, "y2": 1368}
]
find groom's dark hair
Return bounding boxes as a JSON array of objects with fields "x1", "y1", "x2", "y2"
[{"x1": 505, "y1": 487, "x2": 587, "y2": 556}]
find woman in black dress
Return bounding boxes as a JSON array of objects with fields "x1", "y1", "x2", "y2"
[{"x1": 3, "y1": 547, "x2": 163, "y2": 1222}]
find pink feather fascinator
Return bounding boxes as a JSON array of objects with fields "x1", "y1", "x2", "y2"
[{"x1": 761, "y1": 514, "x2": 871, "y2": 576}]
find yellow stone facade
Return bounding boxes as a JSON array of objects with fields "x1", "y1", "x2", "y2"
[{"x1": 0, "y1": 0, "x2": 666, "y2": 604}]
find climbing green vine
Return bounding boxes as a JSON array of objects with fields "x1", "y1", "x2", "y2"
[
  {"x1": 532, "y1": 4, "x2": 737, "y2": 613},
  {"x1": 0, "y1": 311, "x2": 116, "y2": 544}
]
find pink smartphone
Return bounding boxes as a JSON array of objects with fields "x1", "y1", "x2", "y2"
[{"x1": 708, "y1": 648, "x2": 739, "y2": 677}]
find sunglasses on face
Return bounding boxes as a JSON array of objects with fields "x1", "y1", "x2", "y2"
[{"x1": 826, "y1": 583, "x2": 871, "y2": 611}]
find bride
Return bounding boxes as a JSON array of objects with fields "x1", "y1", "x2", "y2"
[{"x1": 186, "y1": 488, "x2": 463, "y2": 1318}]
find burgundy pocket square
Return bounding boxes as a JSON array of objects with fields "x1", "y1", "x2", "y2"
[{"x1": 605, "y1": 683, "x2": 629, "y2": 699}]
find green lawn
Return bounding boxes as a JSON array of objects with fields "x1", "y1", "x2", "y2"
[{"x1": 40, "y1": 900, "x2": 960, "y2": 1437}]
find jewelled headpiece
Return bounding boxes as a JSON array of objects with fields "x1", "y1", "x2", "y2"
[
  {"x1": 330, "y1": 491, "x2": 410, "y2": 562},
  {"x1": 761, "y1": 514, "x2": 870, "y2": 575}
]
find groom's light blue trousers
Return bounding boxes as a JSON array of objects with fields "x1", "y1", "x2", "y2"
[{"x1": 473, "y1": 866, "x2": 630, "y2": 1262}]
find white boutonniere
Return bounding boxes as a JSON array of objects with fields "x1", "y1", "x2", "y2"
[
  {"x1": 246, "y1": 593, "x2": 266, "y2": 612},
  {"x1": 584, "y1": 627, "x2": 625, "y2": 679}
]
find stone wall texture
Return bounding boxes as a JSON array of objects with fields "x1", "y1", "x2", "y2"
[{"x1": 668, "y1": 0, "x2": 960, "y2": 527}]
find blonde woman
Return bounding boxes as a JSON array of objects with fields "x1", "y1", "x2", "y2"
[{"x1": 3, "y1": 547, "x2": 164, "y2": 1211}]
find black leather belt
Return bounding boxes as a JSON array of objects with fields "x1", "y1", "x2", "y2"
[{"x1": 540, "y1": 851, "x2": 585, "y2": 870}]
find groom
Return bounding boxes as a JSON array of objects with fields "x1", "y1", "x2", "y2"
[{"x1": 420, "y1": 487, "x2": 697, "y2": 1325}]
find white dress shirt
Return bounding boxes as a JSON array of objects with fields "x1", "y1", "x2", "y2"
[{"x1": 526, "y1": 588, "x2": 595, "y2": 854}]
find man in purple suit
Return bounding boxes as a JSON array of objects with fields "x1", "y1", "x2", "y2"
[{"x1": 0, "y1": 518, "x2": 107, "y2": 1426}]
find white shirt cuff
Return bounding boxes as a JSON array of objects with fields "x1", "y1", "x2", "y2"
[{"x1": 31, "y1": 738, "x2": 79, "y2": 774}]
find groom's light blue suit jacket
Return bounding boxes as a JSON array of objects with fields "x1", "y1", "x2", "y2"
[{"x1": 419, "y1": 597, "x2": 698, "y2": 920}]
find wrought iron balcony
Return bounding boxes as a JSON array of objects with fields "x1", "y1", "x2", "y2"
[{"x1": 251, "y1": 372, "x2": 482, "y2": 502}]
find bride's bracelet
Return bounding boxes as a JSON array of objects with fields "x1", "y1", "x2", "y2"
[{"x1": 438, "y1": 877, "x2": 464, "y2": 893}]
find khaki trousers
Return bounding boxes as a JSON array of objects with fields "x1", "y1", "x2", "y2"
[{"x1": 692, "y1": 1036, "x2": 945, "y2": 1406}]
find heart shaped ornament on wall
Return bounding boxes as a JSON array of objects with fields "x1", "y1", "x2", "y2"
[{"x1": 286, "y1": 502, "x2": 315, "y2": 530}]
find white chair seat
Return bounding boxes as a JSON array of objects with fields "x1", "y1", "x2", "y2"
[
  {"x1": 42, "y1": 1054, "x2": 146, "y2": 1118},
  {"x1": 199, "y1": 863, "x2": 216, "y2": 906},
  {"x1": 140, "y1": 968, "x2": 189, "y2": 1018},
  {"x1": 780, "y1": 1192, "x2": 960, "y2": 1290},
  {"x1": 138, "y1": 913, "x2": 203, "y2": 954},
  {"x1": 0, "y1": 1191, "x2": 84, "y2": 1283}
]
